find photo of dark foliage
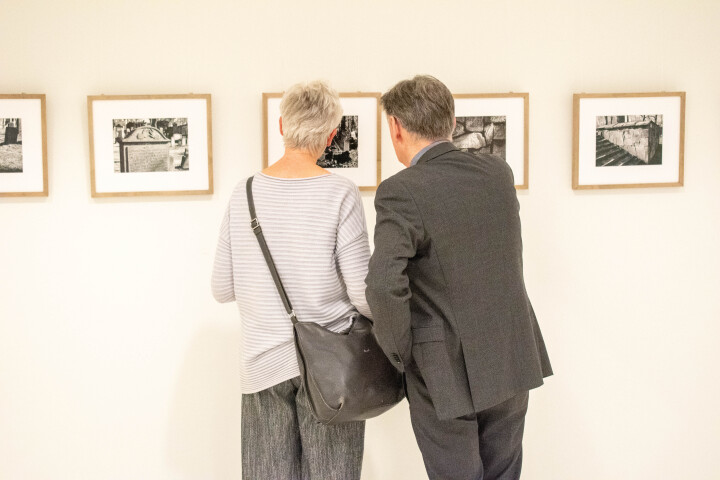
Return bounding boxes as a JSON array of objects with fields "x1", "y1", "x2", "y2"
[{"x1": 317, "y1": 116, "x2": 358, "y2": 168}]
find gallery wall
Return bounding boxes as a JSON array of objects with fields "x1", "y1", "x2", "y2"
[{"x1": 2, "y1": 0, "x2": 719, "y2": 478}]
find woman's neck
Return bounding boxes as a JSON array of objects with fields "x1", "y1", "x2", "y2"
[{"x1": 262, "y1": 147, "x2": 329, "y2": 178}]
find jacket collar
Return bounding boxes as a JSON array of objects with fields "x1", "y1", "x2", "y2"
[{"x1": 415, "y1": 141, "x2": 457, "y2": 165}]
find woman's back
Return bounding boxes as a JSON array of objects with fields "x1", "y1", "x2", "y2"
[{"x1": 212, "y1": 172, "x2": 371, "y2": 393}]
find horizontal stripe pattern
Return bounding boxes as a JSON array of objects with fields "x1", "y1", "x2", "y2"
[{"x1": 211, "y1": 173, "x2": 372, "y2": 393}]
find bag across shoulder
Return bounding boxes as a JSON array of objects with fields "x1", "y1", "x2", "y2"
[{"x1": 246, "y1": 176, "x2": 403, "y2": 425}]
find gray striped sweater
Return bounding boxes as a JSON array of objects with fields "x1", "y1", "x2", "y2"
[{"x1": 211, "y1": 173, "x2": 372, "y2": 393}]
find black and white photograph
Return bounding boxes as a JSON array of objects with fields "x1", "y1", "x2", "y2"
[
  {"x1": 573, "y1": 93, "x2": 685, "y2": 189},
  {"x1": 453, "y1": 94, "x2": 529, "y2": 189},
  {"x1": 0, "y1": 94, "x2": 47, "y2": 197},
  {"x1": 112, "y1": 118, "x2": 190, "y2": 173},
  {"x1": 452, "y1": 116, "x2": 506, "y2": 161},
  {"x1": 88, "y1": 94, "x2": 212, "y2": 197},
  {"x1": 595, "y1": 115, "x2": 663, "y2": 167},
  {"x1": 317, "y1": 115, "x2": 358, "y2": 168},
  {"x1": 264, "y1": 92, "x2": 381, "y2": 190},
  {"x1": 0, "y1": 118, "x2": 23, "y2": 173}
]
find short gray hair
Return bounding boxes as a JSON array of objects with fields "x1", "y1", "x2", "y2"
[
  {"x1": 381, "y1": 75, "x2": 455, "y2": 141},
  {"x1": 280, "y1": 81, "x2": 343, "y2": 152}
]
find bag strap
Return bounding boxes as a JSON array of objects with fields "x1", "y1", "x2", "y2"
[{"x1": 246, "y1": 176, "x2": 298, "y2": 325}]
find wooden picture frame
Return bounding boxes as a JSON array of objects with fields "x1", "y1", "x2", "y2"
[
  {"x1": 263, "y1": 92, "x2": 381, "y2": 191},
  {"x1": 453, "y1": 93, "x2": 529, "y2": 189},
  {"x1": 88, "y1": 94, "x2": 213, "y2": 197},
  {"x1": 0, "y1": 94, "x2": 48, "y2": 197},
  {"x1": 573, "y1": 92, "x2": 685, "y2": 190}
]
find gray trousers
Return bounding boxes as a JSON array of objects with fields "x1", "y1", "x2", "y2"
[
  {"x1": 241, "y1": 376, "x2": 365, "y2": 480},
  {"x1": 406, "y1": 364, "x2": 529, "y2": 480}
]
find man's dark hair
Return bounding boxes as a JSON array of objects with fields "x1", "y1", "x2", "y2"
[{"x1": 380, "y1": 75, "x2": 455, "y2": 141}]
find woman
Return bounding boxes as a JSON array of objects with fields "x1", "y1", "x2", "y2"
[{"x1": 211, "y1": 81, "x2": 371, "y2": 479}]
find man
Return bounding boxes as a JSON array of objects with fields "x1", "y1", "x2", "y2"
[{"x1": 366, "y1": 75, "x2": 552, "y2": 480}]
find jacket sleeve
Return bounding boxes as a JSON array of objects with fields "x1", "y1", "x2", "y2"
[
  {"x1": 211, "y1": 204, "x2": 236, "y2": 303},
  {"x1": 365, "y1": 178, "x2": 425, "y2": 372}
]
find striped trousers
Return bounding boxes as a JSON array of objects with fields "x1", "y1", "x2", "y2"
[{"x1": 241, "y1": 376, "x2": 365, "y2": 479}]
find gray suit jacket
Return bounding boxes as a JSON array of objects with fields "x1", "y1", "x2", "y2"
[{"x1": 366, "y1": 142, "x2": 552, "y2": 420}]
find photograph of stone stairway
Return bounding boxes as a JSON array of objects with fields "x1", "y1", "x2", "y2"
[
  {"x1": 596, "y1": 134, "x2": 647, "y2": 166},
  {"x1": 574, "y1": 93, "x2": 683, "y2": 189},
  {"x1": 595, "y1": 115, "x2": 663, "y2": 167}
]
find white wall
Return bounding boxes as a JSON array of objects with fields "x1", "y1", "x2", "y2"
[{"x1": 2, "y1": 1, "x2": 719, "y2": 478}]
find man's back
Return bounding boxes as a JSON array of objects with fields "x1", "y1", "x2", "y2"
[
  {"x1": 367, "y1": 142, "x2": 552, "y2": 420},
  {"x1": 369, "y1": 74, "x2": 550, "y2": 480}
]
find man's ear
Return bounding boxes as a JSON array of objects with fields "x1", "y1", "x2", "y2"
[
  {"x1": 388, "y1": 115, "x2": 402, "y2": 142},
  {"x1": 326, "y1": 128, "x2": 338, "y2": 147},
  {"x1": 279, "y1": 117, "x2": 283, "y2": 136}
]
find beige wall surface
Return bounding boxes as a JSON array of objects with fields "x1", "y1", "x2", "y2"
[{"x1": 2, "y1": 0, "x2": 719, "y2": 478}]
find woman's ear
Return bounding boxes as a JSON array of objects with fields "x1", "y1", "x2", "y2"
[
  {"x1": 279, "y1": 117, "x2": 284, "y2": 136},
  {"x1": 326, "y1": 128, "x2": 338, "y2": 147}
]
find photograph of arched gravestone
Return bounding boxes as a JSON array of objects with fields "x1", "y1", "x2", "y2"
[
  {"x1": 87, "y1": 94, "x2": 212, "y2": 197},
  {"x1": 113, "y1": 118, "x2": 189, "y2": 173},
  {"x1": 0, "y1": 118, "x2": 23, "y2": 173}
]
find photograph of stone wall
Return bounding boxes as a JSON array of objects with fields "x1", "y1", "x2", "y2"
[
  {"x1": 0, "y1": 118, "x2": 23, "y2": 173},
  {"x1": 595, "y1": 115, "x2": 663, "y2": 167},
  {"x1": 113, "y1": 118, "x2": 189, "y2": 173},
  {"x1": 317, "y1": 115, "x2": 358, "y2": 168},
  {"x1": 452, "y1": 116, "x2": 506, "y2": 161}
]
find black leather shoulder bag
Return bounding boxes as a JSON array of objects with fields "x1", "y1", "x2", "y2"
[{"x1": 246, "y1": 176, "x2": 403, "y2": 425}]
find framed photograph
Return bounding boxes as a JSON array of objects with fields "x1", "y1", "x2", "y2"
[
  {"x1": 263, "y1": 92, "x2": 381, "y2": 190},
  {"x1": 88, "y1": 94, "x2": 212, "y2": 197},
  {"x1": 0, "y1": 94, "x2": 47, "y2": 197},
  {"x1": 453, "y1": 93, "x2": 529, "y2": 189},
  {"x1": 573, "y1": 92, "x2": 685, "y2": 189}
]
